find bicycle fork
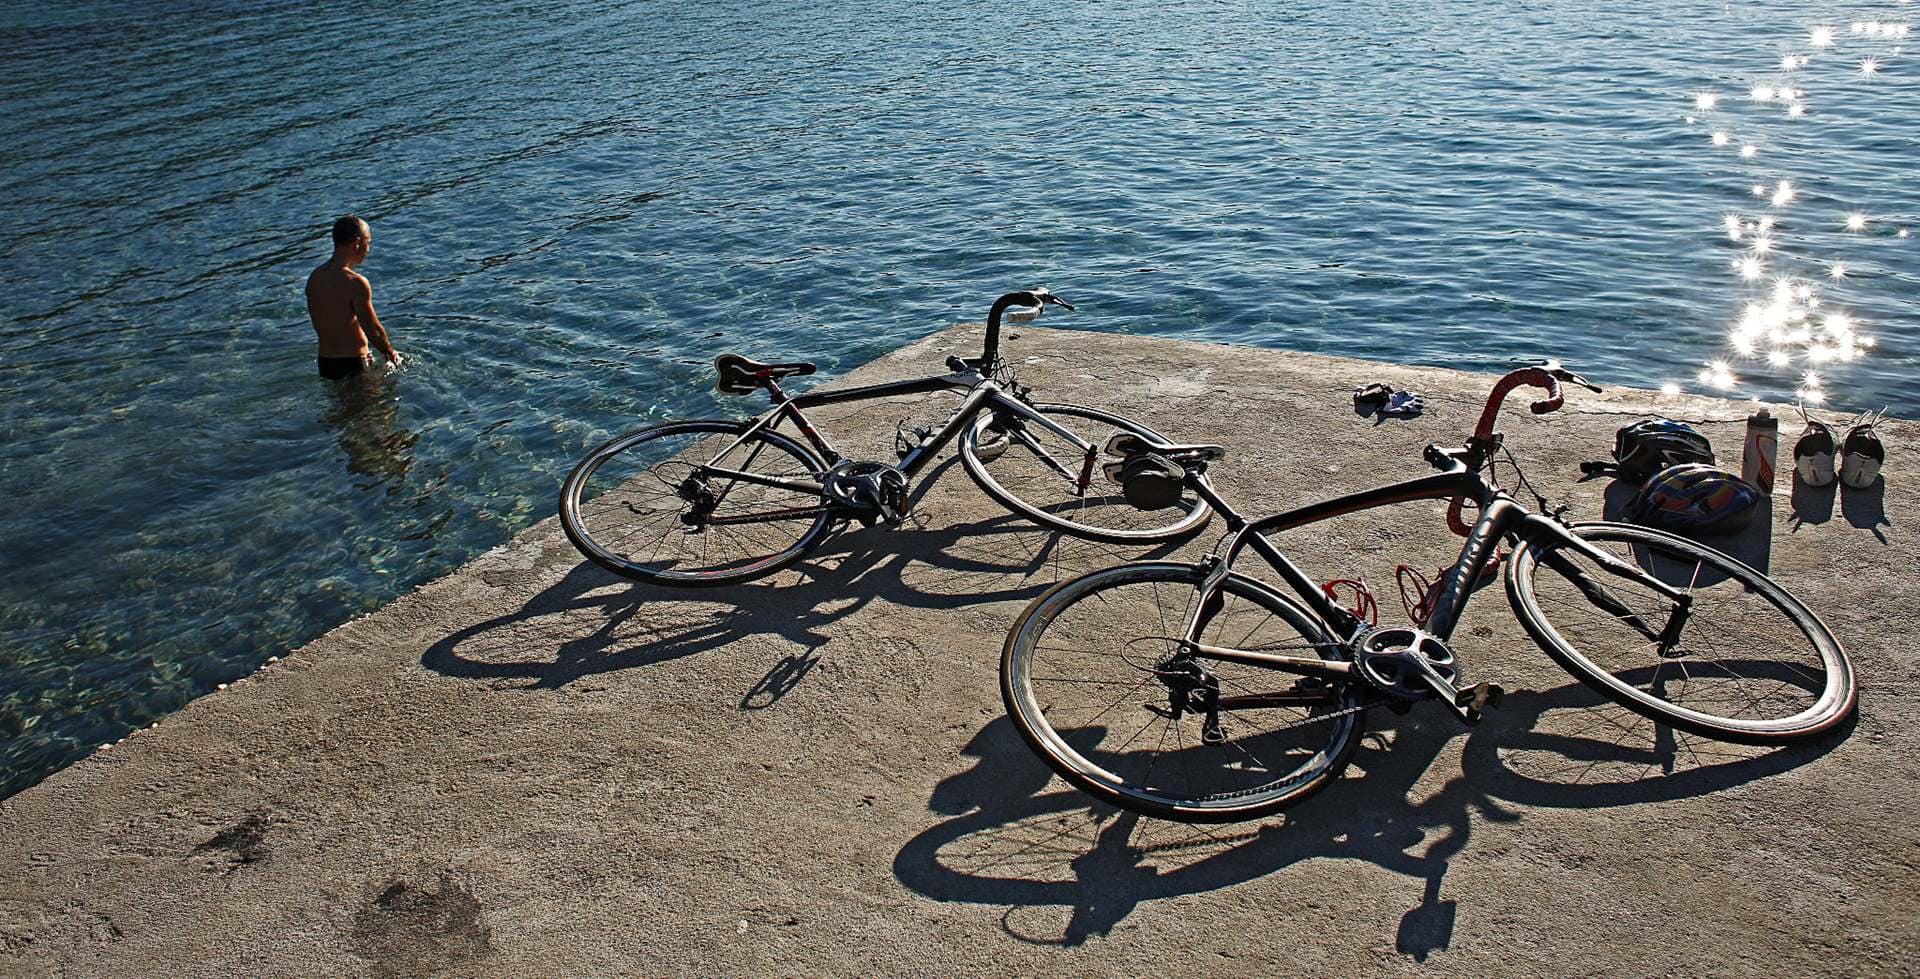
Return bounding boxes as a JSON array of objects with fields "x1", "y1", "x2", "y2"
[{"x1": 1532, "y1": 534, "x2": 1697, "y2": 655}]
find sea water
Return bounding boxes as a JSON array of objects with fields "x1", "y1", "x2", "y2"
[{"x1": 1, "y1": 0, "x2": 1914, "y2": 796}]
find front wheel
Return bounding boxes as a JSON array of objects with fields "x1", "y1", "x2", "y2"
[
  {"x1": 1507, "y1": 522, "x2": 1855, "y2": 744},
  {"x1": 1002, "y1": 562, "x2": 1365, "y2": 823},
  {"x1": 559, "y1": 419, "x2": 833, "y2": 586},
  {"x1": 960, "y1": 402, "x2": 1212, "y2": 544}
]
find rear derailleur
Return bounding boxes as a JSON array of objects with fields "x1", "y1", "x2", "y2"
[{"x1": 1146, "y1": 656, "x2": 1229, "y2": 745}]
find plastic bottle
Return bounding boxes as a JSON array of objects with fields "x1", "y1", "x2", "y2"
[{"x1": 1743, "y1": 408, "x2": 1779, "y2": 493}]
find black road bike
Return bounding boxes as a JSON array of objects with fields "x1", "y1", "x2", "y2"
[
  {"x1": 560, "y1": 290, "x2": 1213, "y2": 585},
  {"x1": 1001, "y1": 366, "x2": 1857, "y2": 822}
]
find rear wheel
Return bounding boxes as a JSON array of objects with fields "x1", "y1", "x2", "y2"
[
  {"x1": 961, "y1": 402, "x2": 1211, "y2": 544},
  {"x1": 1002, "y1": 562, "x2": 1364, "y2": 822},
  {"x1": 560, "y1": 420, "x2": 832, "y2": 585},
  {"x1": 1507, "y1": 522, "x2": 1855, "y2": 744}
]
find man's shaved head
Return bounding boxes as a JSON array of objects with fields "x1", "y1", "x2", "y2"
[{"x1": 331, "y1": 215, "x2": 368, "y2": 248}]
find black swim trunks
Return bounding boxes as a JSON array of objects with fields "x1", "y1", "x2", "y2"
[{"x1": 318, "y1": 354, "x2": 371, "y2": 379}]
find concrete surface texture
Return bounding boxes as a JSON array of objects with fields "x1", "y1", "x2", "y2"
[{"x1": 2, "y1": 324, "x2": 1914, "y2": 976}]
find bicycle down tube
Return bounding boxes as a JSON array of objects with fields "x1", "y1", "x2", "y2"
[
  {"x1": 1174, "y1": 467, "x2": 1696, "y2": 666},
  {"x1": 692, "y1": 373, "x2": 1098, "y2": 512}
]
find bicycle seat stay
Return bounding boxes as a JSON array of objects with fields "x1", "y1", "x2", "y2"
[{"x1": 715, "y1": 354, "x2": 817, "y2": 394}]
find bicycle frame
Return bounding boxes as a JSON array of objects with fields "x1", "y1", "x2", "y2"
[
  {"x1": 1169, "y1": 459, "x2": 1696, "y2": 682},
  {"x1": 684, "y1": 367, "x2": 1101, "y2": 520}
]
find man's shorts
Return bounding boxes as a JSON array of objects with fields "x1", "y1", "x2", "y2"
[{"x1": 318, "y1": 354, "x2": 372, "y2": 380}]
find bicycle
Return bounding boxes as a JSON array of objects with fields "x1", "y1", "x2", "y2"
[
  {"x1": 560, "y1": 290, "x2": 1213, "y2": 585},
  {"x1": 1000, "y1": 365, "x2": 1856, "y2": 822}
]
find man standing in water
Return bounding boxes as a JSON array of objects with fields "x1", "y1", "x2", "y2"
[{"x1": 306, "y1": 215, "x2": 400, "y2": 379}]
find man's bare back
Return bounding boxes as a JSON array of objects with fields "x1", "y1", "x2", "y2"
[{"x1": 306, "y1": 215, "x2": 398, "y2": 378}]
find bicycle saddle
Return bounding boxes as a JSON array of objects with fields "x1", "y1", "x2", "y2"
[
  {"x1": 1106, "y1": 433, "x2": 1228, "y2": 463},
  {"x1": 715, "y1": 354, "x2": 817, "y2": 394}
]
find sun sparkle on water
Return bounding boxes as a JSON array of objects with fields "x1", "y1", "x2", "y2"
[{"x1": 1669, "y1": 18, "x2": 1908, "y2": 401}]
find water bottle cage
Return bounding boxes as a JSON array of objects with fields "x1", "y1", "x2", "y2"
[{"x1": 894, "y1": 420, "x2": 934, "y2": 460}]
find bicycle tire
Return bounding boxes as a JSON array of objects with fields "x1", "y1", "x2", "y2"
[
  {"x1": 1002, "y1": 562, "x2": 1364, "y2": 822},
  {"x1": 1506, "y1": 522, "x2": 1855, "y2": 744},
  {"x1": 559, "y1": 419, "x2": 833, "y2": 586},
  {"x1": 960, "y1": 402, "x2": 1212, "y2": 544}
]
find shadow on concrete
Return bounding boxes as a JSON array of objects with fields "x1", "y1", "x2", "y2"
[
  {"x1": 894, "y1": 678, "x2": 1847, "y2": 952},
  {"x1": 1454, "y1": 680, "x2": 1851, "y2": 808},
  {"x1": 893, "y1": 713, "x2": 1496, "y2": 955},
  {"x1": 421, "y1": 484, "x2": 1182, "y2": 695},
  {"x1": 1788, "y1": 476, "x2": 1836, "y2": 532},
  {"x1": 1840, "y1": 479, "x2": 1890, "y2": 543},
  {"x1": 1600, "y1": 479, "x2": 1771, "y2": 574}
]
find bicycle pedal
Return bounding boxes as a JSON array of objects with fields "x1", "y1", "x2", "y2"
[{"x1": 1451, "y1": 682, "x2": 1503, "y2": 723}]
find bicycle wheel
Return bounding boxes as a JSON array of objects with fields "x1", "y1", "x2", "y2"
[
  {"x1": 1507, "y1": 522, "x2": 1855, "y2": 744},
  {"x1": 559, "y1": 420, "x2": 833, "y2": 585},
  {"x1": 960, "y1": 402, "x2": 1212, "y2": 544},
  {"x1": 1002, "y1": 562, "x2": 1364, "y2": 822}
]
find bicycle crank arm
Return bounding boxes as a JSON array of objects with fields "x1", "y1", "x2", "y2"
[{"x1": 1412, "y1": 666, "x2": 1504, "y2": 724}]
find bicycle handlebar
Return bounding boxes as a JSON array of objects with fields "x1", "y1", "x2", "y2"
[
  {"x1": 1472, "y1": 367, "x2": 1562, "y2": 441},
  {"x1": 1445, "y1": 363, "x2": 1600, "y2": 536},
  {"x1": 983, "y1": 289, "x2": 1073, "y2": 366}
]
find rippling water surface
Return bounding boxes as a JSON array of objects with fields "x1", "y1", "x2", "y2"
[{"x1": 2, "y1": 0, "x2": 1915, "y2": 796}]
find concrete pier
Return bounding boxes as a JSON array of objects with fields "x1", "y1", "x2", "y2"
[{"x1": 3, "y1": 326, "x2": 1914, "y2": 976}]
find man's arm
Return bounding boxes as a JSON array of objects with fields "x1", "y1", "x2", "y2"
[{"x1": 350, "y1": 275, "x2": 400, "y2": 365}]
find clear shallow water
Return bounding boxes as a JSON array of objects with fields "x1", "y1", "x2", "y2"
[{"x1": 1, "y1": 0, "x2": 1915, "y2": 797}]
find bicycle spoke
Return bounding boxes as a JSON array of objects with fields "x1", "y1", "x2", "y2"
[
  {"x1": 1515, "y1": 527, "x2": 1849, "y2": 740},
  {"x1": 1008, "y1": 565, "x2": 1362, "y2": 820}
]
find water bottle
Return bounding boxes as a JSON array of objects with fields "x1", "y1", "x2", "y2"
[{"x1": 1743, "y1": 409, "x2": 1779, "y2": 494}]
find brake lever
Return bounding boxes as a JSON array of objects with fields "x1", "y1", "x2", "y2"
[{"x1": 1549, "y1": 367, "x2": 1602, "y2": 393}]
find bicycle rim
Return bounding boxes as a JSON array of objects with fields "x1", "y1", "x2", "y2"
[
  {"x1": 961, "y1": 402, "x2": 1212, "y2": 544},
  {"x1": 1002, "y1": 562, "x2": 1363, "y2": 822},
  {"x1": 559, "y1": 420, "x2": 832, "y2": 585},
  {"x1": 1507, "y1": 522, "x2": 1855, "y2": 744}
]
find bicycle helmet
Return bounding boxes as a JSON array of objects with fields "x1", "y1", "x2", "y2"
[
  {"x1": 1627, "y1": 464, "x2": 1760, "y2": 535},
  {"x1": 1607, "y1": 420, "x2": 1716, "y2": 483}
]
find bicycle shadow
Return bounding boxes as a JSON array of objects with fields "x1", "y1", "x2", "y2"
[
  {"x1": 1455, "y1": 678, "x2": 1853, "y2": 809},
  {"x1": 891, "y1": 712, "x2": 1504, "y2": 957},
  {"x1": 421, "y1": 460, "x2": 1187, "y2": 692},
  {"x1": 893, "y1": 677, "x2": 1848, "y2": 953}
]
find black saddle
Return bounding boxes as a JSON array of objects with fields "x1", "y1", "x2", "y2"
[
  {"x1": 715, "y1": 354, "x2": 816, "y2": 394},
  {"x1": 1107, "y1": 433, "x2": 1228, "y2": 463}
]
